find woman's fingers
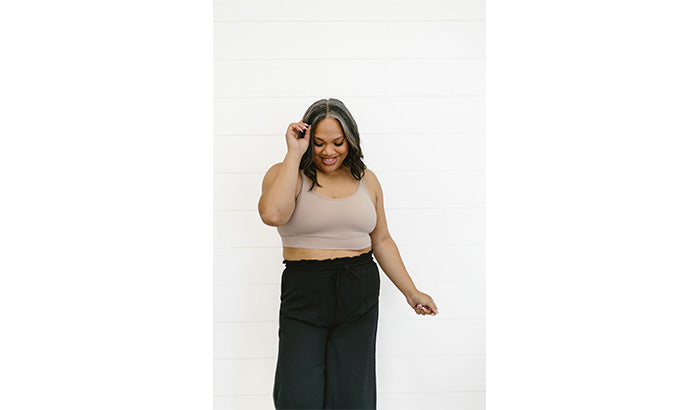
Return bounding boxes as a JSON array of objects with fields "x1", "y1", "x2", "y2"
[
  {"x1": 426, "y1": 300, "x2": 438, "y2": 314},
  {"x1": 295, "y1": 122, "x2": 309, "y2": 135},
  {"x1": 412, "y1": 297, "x2": 438, "y2": 315},
  {"x1": 422, "y1": 296, "x2": 438, "y2": 314},
  {"x1": 415, "y1": 303, "x2": 437, "y2": 316}
]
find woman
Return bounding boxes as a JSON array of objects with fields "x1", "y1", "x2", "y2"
[{"x1": 258, "y1": 98, "x2": 438, "y2": 409}]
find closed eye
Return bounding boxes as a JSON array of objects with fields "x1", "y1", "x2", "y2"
[{"x1": 314, "y1": 142, "x2": 345, "y2": 147}]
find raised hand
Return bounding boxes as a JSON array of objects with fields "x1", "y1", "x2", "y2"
[{"x1": 285, "y1": 120, "x2": 311, "y2": 158}]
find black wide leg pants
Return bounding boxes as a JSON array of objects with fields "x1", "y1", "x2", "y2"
[{"x1": 273, "y1": 250, "x2": 380, "y2": 410}]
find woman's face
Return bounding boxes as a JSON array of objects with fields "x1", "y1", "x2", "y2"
[{"x1": 312, "y1": 117, "x2": 349, "y2": 175}]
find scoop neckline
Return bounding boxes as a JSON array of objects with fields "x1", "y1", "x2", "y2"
[{"x1": 304, "y1": 175, "x2": 363, "y2": 200}]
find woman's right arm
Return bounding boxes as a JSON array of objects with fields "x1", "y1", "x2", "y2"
[{"x1": 258, "y1": 121, "x2": 310, "y2": 226}]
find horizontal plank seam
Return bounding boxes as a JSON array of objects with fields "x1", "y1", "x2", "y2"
[
  {"x1": 215, "y1": 280, "x2": 484, "y2": 285},
  {"x1": 215, "y1": 354, "x2": 485, "y2": 360},
  {"x1": 213, "y1": 318, "x2": 485, "y2": 324},
  {"x1": 214, "y1": 281, "x2": 484, "y2": 286},
  {"x1": 214, "y1": 317, "x2": 483, "y2": 322},
  {"x1": 215, "y1": 57, "x2": 485, "y2": 61},
  {"x1": 214, "y1": 19, "x2": 484, "y2": 23},
  {"x1": 214, "y1": 390, "x2": 485, "y2": 397}
]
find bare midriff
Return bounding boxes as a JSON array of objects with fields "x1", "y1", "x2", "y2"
[{"x1": 283, "y1": 246, "x2": 373, "y2": 261}]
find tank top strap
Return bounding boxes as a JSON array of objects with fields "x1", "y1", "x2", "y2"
[{"x1": 298, "y1": 171, "x2": 308, "y2": 197}]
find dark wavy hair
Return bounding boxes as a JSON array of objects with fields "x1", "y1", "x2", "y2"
[{"x1": 299, "y1": 98, "x2": 366, "y2": 190}]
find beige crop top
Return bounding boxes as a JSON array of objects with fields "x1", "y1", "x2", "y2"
[{"x1": 277, "y1": 172, "x2": 377, "y2": 249}]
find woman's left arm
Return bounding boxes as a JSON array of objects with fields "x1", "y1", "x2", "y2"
[{"x1": 365, "y1": 170, "x2": 439, "y2": 316}]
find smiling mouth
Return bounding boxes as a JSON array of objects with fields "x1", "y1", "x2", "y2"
[{"x1": 322, "y1": 157, "x2": 338, "y2": 165}]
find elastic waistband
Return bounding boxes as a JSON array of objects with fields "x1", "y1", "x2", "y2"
[{"x1": 283, "y1": 250, "x2": 374, "y2": 269}]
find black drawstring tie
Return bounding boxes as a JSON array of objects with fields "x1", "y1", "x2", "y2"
[
  {"x1": 335, "y1": 264, "x2": 360, "y2": 311},
  {"x1": 282, "y1": 251, "x2": 373, "y2": 311}
]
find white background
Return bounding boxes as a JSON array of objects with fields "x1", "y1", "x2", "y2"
[
  {"x1": 2, "y1": 1, "x2": 700, "y2": 409},
  {"x1": 213, "y1": 1, "x2": 485, "y2": 408}
]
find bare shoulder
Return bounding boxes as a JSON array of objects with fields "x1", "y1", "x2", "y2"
[
  {"x1": 262, "y1": 162, "x2": 283, "y2": 187},
  {"x1": 263, "y1": 162, "x2": 282, "y2": 177},
  {"x1": 268, "y1": 161, "x2": 284, "y2": 174},
  {"x1": 363, "y1": 168, "x2": 382, "y2": 185},
  {"x1": 261, "y1": 162, "x2": 303, "y2": 198},
  {"x1": 362, "y1": 168, "x2": 383, "y2": 203}
]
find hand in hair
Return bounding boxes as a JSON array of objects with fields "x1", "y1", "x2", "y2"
[{"x1": 285, "y1": 120, "x2": 310, "y2": 158}]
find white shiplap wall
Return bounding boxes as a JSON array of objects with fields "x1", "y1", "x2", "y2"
[{"x1": 213, "y1": 1, "x2": 484, "y2": 408}]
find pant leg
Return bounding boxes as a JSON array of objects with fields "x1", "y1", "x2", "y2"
[
  {"x1": 324, "y1": 304, "x2": 379, "y2": 409},
  {"x1": 273, "y1": 316, "x2": 328, "y2": 409},
  {"x1": 324, "y1": 261, "x2": 380, "y2": 409}
]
